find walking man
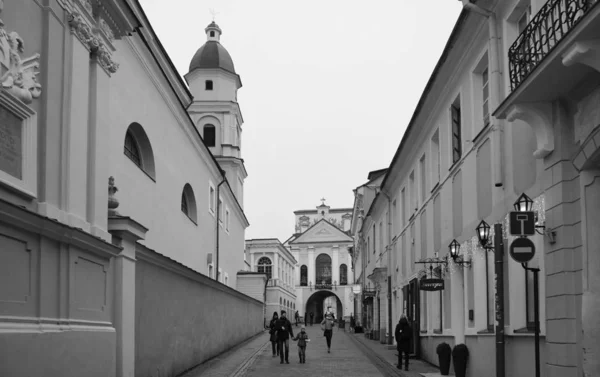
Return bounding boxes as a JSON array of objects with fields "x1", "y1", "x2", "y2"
[
  {"x1": 275, "y1": 310, "x2": 294, "y2": 364},
  {"x1": 395, "y1": 315, "x2": 412, "y2": 371},
  {"x1": 321, "y1": 312, "x2": 335, "y2": 353},
  {"x1": 309, "y1": 312, "x2": 314, "y2": 326},
  {"x1": 295, "y1": 310, "x2": 300, "y2": 326}
]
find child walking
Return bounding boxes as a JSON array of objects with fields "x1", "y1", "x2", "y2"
[{"x1": 292, "y1": 325, "x2": 310, "y2": 364}]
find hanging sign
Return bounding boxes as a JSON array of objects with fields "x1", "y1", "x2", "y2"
[{"x1": 420, "y1": 278, "x2": 444, "y2": 291}]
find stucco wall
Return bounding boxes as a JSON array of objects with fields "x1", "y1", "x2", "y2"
[{"x1": 135, "y1": 247, "x2": 263, "y2": 377}]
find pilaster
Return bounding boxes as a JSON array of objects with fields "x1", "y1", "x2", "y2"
[
  {"x1": 308, "y1": 247, "x2": 315, "y2": 285},
  {"x1": 332, "y1": 246, "x2": 339, "y2": 284}
]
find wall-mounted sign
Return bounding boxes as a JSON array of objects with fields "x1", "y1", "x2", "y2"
[{"x1": 420, "y1": 278, "x2": 444, "y2": 291}]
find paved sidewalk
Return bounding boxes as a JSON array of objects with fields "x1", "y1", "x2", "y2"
[
  {"x1": 179, "y1": 330, "x2": 270, "y2": 377},
  {"x1": 349, "y1": 332, "x2": 444, "y2": 377}
]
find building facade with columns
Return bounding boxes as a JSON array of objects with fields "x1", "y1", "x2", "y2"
[
  {"x1": 245, "y1": 239, "x2": 297, "y2": 324},
  {"x1": 285, "y1": 202, "x2": 355, "y2": 323},
  {"x1": 0, "y1": 1, "x2": 253, "y2": 376},
  {"x1": 352, "y1": 1, "x2": 600, "y2": 376}
]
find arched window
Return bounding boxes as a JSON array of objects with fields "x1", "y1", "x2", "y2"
[
  {"x1": 123, "y1": 123, "x2": 156, "y2": 179},
  {"x1": 257, "y1": 257, "x2": 272, "y2": 279},
  {"x1": 316, "y1": 254, "x2": 332, "y2": 285},
  {"x1": 181, "y1": 183, "x2": 197, "y2": 223},
  {"x1": 300, "y1": 265, "x2": 308, "y2": 286},
  {"x1": 203, "y1": 124, "x2": 216, "y2": 147},
  {"x1": 340, "y1": 264, "x2": 348, "y2": 285}
]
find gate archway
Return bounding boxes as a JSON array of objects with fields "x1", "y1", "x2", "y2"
[{"x1": 305, "y1": 290, "x2": 343, "y2": 324}]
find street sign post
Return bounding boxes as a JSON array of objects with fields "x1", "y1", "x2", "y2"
[
  {"x1": 509, "y1": 237, "x2": 536, "y2": 263},
  {"x1": 509, "y1": 211, "x2": 536, "y2": 236}
]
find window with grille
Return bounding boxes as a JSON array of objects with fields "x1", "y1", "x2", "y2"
[
  {"x1": 257, "y1": 257, "x2": 272, "y2": 279},
  {"x1": 300, "y1": 265, "x2": 307, "y2": 286},
  {"x1": 451, "y1": 100, "x2": 462, "y2": 163},
  {"x1": 124, "y1": 131, "x2": 142, "y2": 167},
  {"x1": 315, "y1": 254, "x2": 332, "y2": 285},
  {"x1": 340, "y1": 264, "x2": 348, "y2": 285}
]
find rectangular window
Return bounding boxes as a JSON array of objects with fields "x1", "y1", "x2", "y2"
[
  {"x1": 225, "y1": 209, "x2": 230, "y2": 231},
  {"x1": 401, "y1": 188, "x2": 406, "y2": 226},
  {"x1": 409, "y1": 171, "x2": 416, "y2": 212},
  {"x1": 431, "y1": 130, "x2": 440, "y2": 186},
  {"x1": 209, "y1": 185, "x2": 215, "y2": 213},
  {"x1": 218, "y1": 198, "x2": 223, "y2": 222},
  {"x1": 451, "y1": 98, "x2": 462, "y2": 164},
  {"x1": 420, "y1": 154, "x2": 427, "y2": 202},
  {"x1": 205, "y1": 80, "x2": 213, "y2": 90},
  {"x1": 482, "y1": 68, "x2": 490, "y2": 127}
]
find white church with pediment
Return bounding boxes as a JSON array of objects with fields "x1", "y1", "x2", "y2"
[{"x1": 285, "y1": 201, "x2": 355, "y2": 324}]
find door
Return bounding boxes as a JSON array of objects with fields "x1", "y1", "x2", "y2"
[{"x1": 403, "y1": 280, "x2": 421, "y2": 356}]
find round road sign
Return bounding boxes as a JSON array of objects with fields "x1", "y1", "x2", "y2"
[{"x1": 509, "y1": 237, "x2": 536, "y2": 263}]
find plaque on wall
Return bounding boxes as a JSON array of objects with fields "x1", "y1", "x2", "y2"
[{"x1": 0, "y1": 105, "x2": 22, "y2": 179}]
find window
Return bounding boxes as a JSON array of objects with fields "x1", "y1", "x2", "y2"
[
  {"x1": 517, "y1": 5, "x2": 531, "y2": 34},
  {"x1": 401, "y1": 188, "x2": 406, "y2": 226},
  {"x1": 123, "y1": 123, "x2": 156, "y2": 179},
  {"x1": 181, "y1": 184, "x2": 197, "y2": 222},
  {"x1": 210, "y1": 30, "x2": 215, "y2": 37},
  {"x1": 420, "y1": 155, "x2": 427, "y2": 202},
  {"x1": 205, "y1": 80, "x2": 213, "y2": 90},
  {"x1": 451, "y1": 97, "x2": 462, "y2": 163},
  {"x1": 218, "y1": 197, "x2": 223, "y2": 223},
  {"x1": 209, "y1": 184, "x2": 215, "y2": 213},
  {"x1": 409, "y1": 171, "x2": 416, "y2": 211},
  {"x1": 300, "y1": 265, "x2": 307, "y2": 286},
  {"x1": 204, "y1": 124, "x2": 216, "y2": 147},
  {"x1": 257, "y1": 257, "x2": 272, "y2": 279},
  {"x1": 225, "y1": 208, "x2": 230, "y2": 231},
  {"x1": 340, "y1": 264, "x2": 348, "y2": 285},
  {"x1": 315, "y1": 254, "x2": 332, "y2": 285},
  {"x1": 482, "y1": 68, "x2": 490, "y2": 127},
  {"x1": 431, "y1": 130, "x2": 440, "y2": 185},
  {"x1": 124, "y1": 131, "x2": 141, "y2": 167}
]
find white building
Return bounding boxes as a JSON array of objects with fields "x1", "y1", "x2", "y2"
[{"x1": 245, "y1": 238, "x2": 297, "y2": 323}]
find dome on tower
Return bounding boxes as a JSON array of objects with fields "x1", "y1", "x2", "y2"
[{"x1": 189, "y1": 21, "x2": 236, "y2": 74}]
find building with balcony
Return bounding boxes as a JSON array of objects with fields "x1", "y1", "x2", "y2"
[
  {"x1": 285, "y1": 201, "x2": 354, "y2": 323},
  {"x1": 350, "y1": 0, "x2": 600, "y2": 376},
  {"x1": 245, "y1": 239, "x2": 297, "y2": 323}
]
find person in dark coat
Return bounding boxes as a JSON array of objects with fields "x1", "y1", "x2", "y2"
[
  {"x1": 275, "y1": 310, "x2": 294, "y2": 364},
  {"x1": 394, "y1": 315, "x2": 412, "y2": 371},
  {"x1": 309, "y1": 312, "x2": 314, "y2": 326},
  {"x1": 295, "y1": 310, "x2": 300, "y2": 326},
  {"x1": 268, "y1": 312, "x2": 279, "y2": 357}
]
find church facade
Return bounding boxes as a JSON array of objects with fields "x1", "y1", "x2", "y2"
[
  {"x1": 0, "y1": 1, "x2": 257, "y2": 376},
  {"x1": 285, "y1": 202, "x2": 355, "y2": 323}
]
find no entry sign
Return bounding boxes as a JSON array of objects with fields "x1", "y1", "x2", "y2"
[{"x1": 509, "y1": 237, "x2": 536, "y2": 263}]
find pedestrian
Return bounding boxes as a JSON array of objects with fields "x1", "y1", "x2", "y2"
[
  {"x1": 304, "y1": 312, "x2": 307, "y2": 327},
  {"x1": 292, "y1": 325, "x2": 310, "y2": 363},
  {"x1": 275, "y1": 310, "x2": 294, "y2": 364},
  {"x1": 321, "y1": 312, "x2": 334, "y2": 353},
  {"x1": 395, "y1": 315, "x2": 412, "y2": 371},
  {"x1": 309, "y1": 312, "x2": 314, "y2": 326},
  {"x1": 295, "y1": 310, "x2": 300, "y2": 326},
  {"x1": 268, "y1": 312, "x2": 279, "y2": 357},
  {"x1": 350, "y1": 313, "x2": 355, "y2": 333}
]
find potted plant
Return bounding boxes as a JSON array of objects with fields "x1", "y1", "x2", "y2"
[
  {"x1": 436, "y1": 342, "x2": 452, "y2": 375},
  {"x1": 452, "y1": 344, "x2": 469, "y2": 377}
]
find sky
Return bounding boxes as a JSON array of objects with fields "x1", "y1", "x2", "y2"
[{"x1": 139, "y1": 0, "x2": 463, "y2": 242}]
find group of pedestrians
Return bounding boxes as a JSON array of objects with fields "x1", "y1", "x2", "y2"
[{"x1": 268, "y1": 307, "x2": 337, "y2": 364}]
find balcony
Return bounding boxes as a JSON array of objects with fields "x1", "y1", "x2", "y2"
[{"x1": 509, "y1": 0, "x2": 600, "y2": 91}]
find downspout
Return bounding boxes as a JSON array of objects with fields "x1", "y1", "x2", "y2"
[
  {"x1": 381, "y1": 189, "x2": 393, "y2": 345},
  {"x1": 215, "y1": 176, "x2": 226, "y2": 281},
  {"x1": 461, "y1": 0, "x2": 504, "y2": 187},
  {"x1": 460, "y1": 2, "x2": 505, "y2": 377}
]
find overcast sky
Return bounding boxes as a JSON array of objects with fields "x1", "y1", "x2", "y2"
[{"x1": 139, "y1": 0, "x2": 463, "y2": 242}]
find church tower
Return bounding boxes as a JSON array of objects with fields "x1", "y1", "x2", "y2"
[{"x1": 185, "y1": 21, "x2": 247, "y2": 207}]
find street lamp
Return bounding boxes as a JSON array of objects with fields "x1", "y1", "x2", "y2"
[
  {"x1": 476, "y1": 220, "x2": 493, "y2": 250},
  {"x1": 514, "y1": 193, "x2": 534, "y2": 212},
  {"x1": 448, "y1": 239, "x2": 471, "y2": 268}
]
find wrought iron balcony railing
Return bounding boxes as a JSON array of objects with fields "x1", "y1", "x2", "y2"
[{"x1": 508, "y1": 0, "x2": 599, "y2": 91}]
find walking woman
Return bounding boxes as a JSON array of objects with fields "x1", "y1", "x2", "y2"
[
  {"x1": 321, "y1": 312, "x2": 334, "y2": 353},
  {"x1": 269, "y1": 312, "x2": 279, "y2": 357},
  {"x1": 395, "y1": 315, "x2": 412, "y2": 371}
]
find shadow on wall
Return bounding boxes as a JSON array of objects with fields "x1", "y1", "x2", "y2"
[{"x1": 135, "y1": 245, "x2": 264, "y2": 377}]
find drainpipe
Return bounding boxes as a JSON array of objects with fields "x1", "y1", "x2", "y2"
[
  {"x1": 215, "y1": 176, "x2": 226, "y2": 281},
  {"x1": 459, "y1": 2, "x2": 505, "y2": 377},
  {"x1": 460, "y1": 0, "x2": 504, "y2": 187},
  {"x1": 381, "y1": 189, "x2": 393, "y2": 345}
]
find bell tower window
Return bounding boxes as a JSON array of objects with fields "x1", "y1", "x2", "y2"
[
  {"x1": 210, "y1": 31, "x2": 215, "y2": 37},
  {"x1": 205, "y1": 80, "x2": 213, "y2": 90},
  {"x1": 203, "y1": 124, "x2": 216, "y2": 147}
]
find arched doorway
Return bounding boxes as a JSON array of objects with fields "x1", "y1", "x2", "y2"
[{"x1": 305, "y1": 290, "x2": 343, "y2": 324}]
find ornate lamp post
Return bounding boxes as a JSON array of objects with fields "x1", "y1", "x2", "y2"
[{"x1": 448, "y1": 239, "x2": 471, "y2": 268}]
